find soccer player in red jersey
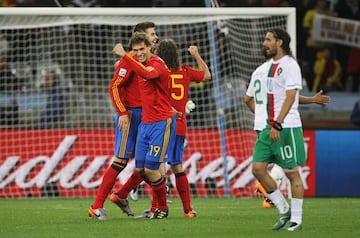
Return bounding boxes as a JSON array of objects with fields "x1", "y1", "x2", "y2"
[
  {"x1": 88, "y1": 22, "x2": 158, "y2": 220},
  {"x1": 150, "y1": 38, "x2": 211, "y2": 218},
  {"x1": 110, "y1": 32, "x2": 176, "y2": 219}
]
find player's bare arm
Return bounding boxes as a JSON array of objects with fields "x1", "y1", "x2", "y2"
[
  {"x1": 113, "y1": 43, "x2": 127, "y2": 57},
  {"x1": 245, "y1": 95, "x2": 255, "y2": 113},
  {"x1": 299, "y1": 90, "x2": 330, "y2": 105},
  {"x1": 188, "y1": 45, "x2": 211, "y2": 81}
]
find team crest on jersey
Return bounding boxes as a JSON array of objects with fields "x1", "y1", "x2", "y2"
[
  {"x1": 277, "y1": 67, "x2": 283, "y2": 76},
  {"x1": 118, "y1": 68, "x2": 127, "y2": 77}
]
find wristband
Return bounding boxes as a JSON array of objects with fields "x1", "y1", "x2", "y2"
[{"x1": 273, "y1": 121, "x2": 283, "y2": 131}]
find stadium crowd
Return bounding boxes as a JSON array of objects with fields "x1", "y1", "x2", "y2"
[
  {"x1": 1, "y1": 0, "x2": 359, "y2": 93},
  {"x1": 0, "y1": 0, "x2": 359, "y2": 128}
]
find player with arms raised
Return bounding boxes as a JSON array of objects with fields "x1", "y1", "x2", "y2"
[{"x1": 137, "y1": 38, "x2": 211, "y2": 219}]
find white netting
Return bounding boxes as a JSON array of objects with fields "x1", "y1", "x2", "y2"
[{"x1": 0, "y1": 7, "x2": 295, "y2": 198}]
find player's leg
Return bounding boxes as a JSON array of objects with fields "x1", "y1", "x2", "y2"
[
  {"x1": 145, "y1": 117, "x2": 176, "y2": 219},
  {"x1": 255, "y1": 163, "x2": 285, "y2": 208},
  {"x1": 169, "y1": 135, "x2": 196, "y2": 218},
  {"x1": 282, "y1": 167, "x2": 304, "y2": 231},
  {"x1": 172, "y1": 164, "x2": 196, "y2": 218},
  {"x1": 88, "y1": 156, "x2": 128, "y2": 219},
  {"x1": 106, "y1": 109, "x2": 143, "y2": 217},
  {"x1": 135, "y1": 163, "x2": 165, "y2": 219},
  {"x1": 252, "y1": 129, "x2": 290, "y2": 230},
  {"x1": 281, "y1": 127, "x2": 306, "y2": 231},
  {"x1": 110, "y1": 122, "x2": 150, "y2": 217},
  {"x1": 89, "y1": 111, "x2": 139, "y2": 220}
]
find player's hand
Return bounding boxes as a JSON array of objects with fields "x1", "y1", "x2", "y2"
[
  {"x1": 270, "y1": 127, "x2": 280, "y2": 142},
  {"x1": 113, "y1": 43, "x2": 126, "y2": 57},
  {"x1": 188, "y1": 45, "x2": 199, "y2": 56},
  {"x1": 118, "y1": 114, "x2": 130, "y2": 131},
  {"x1": 185, "y1": 100, "x2": 196, "y2": 114},
  {"x1": 314, "y1": 90, "x2": 330, "y2": 105},
  {"x1": 171, "y1": 107, "x2": 182, "y2": 119}
]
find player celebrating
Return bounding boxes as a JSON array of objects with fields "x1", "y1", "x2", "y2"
[
  {"x1": 245, "y1": 28, "x2": 306, "y2": 231},
  {"x1": 135, "y1": 38, "x2": 211, "y2": 219},
  {"x1": 88, "y1": 22, "x2": 158, "y2": 220},
  {"x1": 110, "y1": 32, "x2": 176, "y2": 219}
]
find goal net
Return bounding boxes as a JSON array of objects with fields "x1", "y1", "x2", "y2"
[{"x1": 0, "y1": 7, "x2": 295, "y2": 198}]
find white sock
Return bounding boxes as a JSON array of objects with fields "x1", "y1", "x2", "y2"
[
  {"x1": 269, "y1": 164, "x2": 285, "y2": 186},
  {"x1": 268, "y1": 189, "x2": 289, "y2": 214},
  {"x1": 290, "y1": 198, "x2": 303, "y2": 224}
]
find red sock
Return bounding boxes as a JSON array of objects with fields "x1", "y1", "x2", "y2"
[
  {"x1": 150, "y1": 189, "x2": 158, "y2": 213},
  {"x1": 175, "y1": 172, "x2": 192, "y2": 212},
  {"x1": 92, "y1": 167, "x2": 119, "y2": 209},
  {"x1": 151, "y1": 177, "x2": 167, "y2": 210},
  {"x1": 117, "y1": 170, "x2": 143, "y2": 199}
]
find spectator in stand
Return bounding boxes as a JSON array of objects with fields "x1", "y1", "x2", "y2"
[
  {"x1": 0, "y1": 0, "x2": 15, "y2": 6},
  {"x1": 239, "y1": 0, "x2": 263, "y2": 7},
  {"x1": 263, "y1": 0, "x2": 280, "y2": 7},
  {"x1": 334, "y1": 0, "x2": 360, "y2": 92},
  {"x1": 302, "y1": 0, "x2": 335, "y2": 90},
  {"x1": 312, "y1": 47, "x2": 343, "y2": 93},
  {"x1": 0, "y1": 56, "x2": 21, "y2": 93},
  {"x1": 346, "y1": 47, "x2": 360, "y2": 92},
  {"x1": 351, "y1": 99, "x2": 360, "y2": 126},
  {"x1": 289, "y1": 0, "x2": 313, "y2": 91},
  {"x1": 0, "y1": 55, "x2": 20, "y2": 127},
  {"x1": 36, "y1": 69, "x2": 65, "y2": 128},
  {"x1": 278, "y1": 0, "x2": 290, "y2": 7},
  {"x1": 0, "y1": 33, "x2": 21, "y2": 93}
]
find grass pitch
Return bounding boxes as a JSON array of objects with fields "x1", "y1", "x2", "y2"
[{"x1": 0, "y1": 197, "x2": 359, "y2": 238}]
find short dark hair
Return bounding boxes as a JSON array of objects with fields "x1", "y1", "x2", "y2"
[
  {"x1": 132, "y1": 22, "x2": 155, "y2": 33},
  {"x1": 128, "y1": 32, "x2": 152, "y2": 48},
  {"x1": 269, "y1": 28, "x2": 292, "y2": 56}
]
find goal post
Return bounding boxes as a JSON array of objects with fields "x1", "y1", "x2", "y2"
[
  {"x1": 0, "y1": 7, "x2": 296, "y2": 198},
  {"x1": 0, "y1": 7, "x2": 296, "y2": 53}
]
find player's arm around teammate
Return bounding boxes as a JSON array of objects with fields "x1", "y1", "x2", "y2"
[{"x1": 112, "y1": 33, "x2": 176, "y2": 219}]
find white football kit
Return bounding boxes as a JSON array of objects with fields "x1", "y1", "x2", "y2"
[{"x1": 246, "y1": 55, "x2": 302, "y2": 130}]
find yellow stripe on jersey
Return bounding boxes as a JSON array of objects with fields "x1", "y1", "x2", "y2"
[
  {"x1": 112, "y1": 76, "x2": 127, "y2": 113},
  {"x1": 117, "y1": 111, "x2": 132, "y2": 157},
  {"x1": 159, "y1": 117, "x2": 172, "y2": 163}
]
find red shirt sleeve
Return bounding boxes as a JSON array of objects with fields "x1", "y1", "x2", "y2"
[
  {"x1": 109, "y1": 59, "x2": 133, "y2": 116},
  {"x1": 122, "y1": 54, "x2": 160, "y2": 80}
]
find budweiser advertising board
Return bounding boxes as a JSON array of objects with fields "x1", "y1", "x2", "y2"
[{"x1": 0, "y1": 129, "x2": 316, "y2": 198}]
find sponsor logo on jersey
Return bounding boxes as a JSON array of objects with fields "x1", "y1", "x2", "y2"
[{"x1": 119, "y1": 68, "x2": 127, "y2": 77}]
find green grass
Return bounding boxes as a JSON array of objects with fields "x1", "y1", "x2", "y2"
[{"x1": 0, "y1": 197, "x2": 359, "y2": 238}]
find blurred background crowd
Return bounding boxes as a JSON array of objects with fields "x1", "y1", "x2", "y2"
[
  {"x1": 1, "y1": 0, "x2": 359, "y2": 92},
  {"x1": 1, "y1": 0, "x2": 359, "y2": 129}
]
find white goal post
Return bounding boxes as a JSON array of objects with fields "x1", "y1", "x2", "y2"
[
  {"x1": 0, "y1": 7, "x2": 296, "y2": 198},
  {"x1": 0, "y1": 7, "x2": 296, "y2": 52}
]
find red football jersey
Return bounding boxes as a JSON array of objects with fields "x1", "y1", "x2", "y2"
[
  {"x1": 170, "y1": 65, "x2": 205, "y2": 136},
  {"x1": 109, "y1": 55, "x2": 142, "y2": 116},
  {"x1": 123, "y1": 54, "x2": 174, "y2": 123}
]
